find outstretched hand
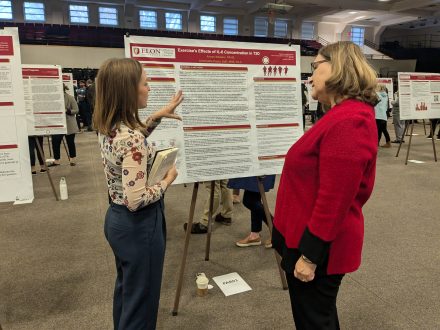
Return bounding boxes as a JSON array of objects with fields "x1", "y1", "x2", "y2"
[{"x1": 153, "y1": 90, "x2": 184, "y2": 121}]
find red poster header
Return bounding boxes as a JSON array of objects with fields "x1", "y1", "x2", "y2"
[
  {"x1": 62, "y1": 74, "x2": 71, "y2": 80},
  {"x1": 22, "y1": 68, "x2": 59, "y2": 78},
  {"x1": 400, "y1": 74, "x2": 440, "y2": 81},
  {"x1": 0, "y1": 36, "x2": 13, "y2": 56},
  {"x1": 130, "y1": 43, "x2": 296, "y2": 66}
]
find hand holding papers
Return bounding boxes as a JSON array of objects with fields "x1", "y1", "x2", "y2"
[{"x1": 147, "y1": 147, "x2": 179, "y2": 186}]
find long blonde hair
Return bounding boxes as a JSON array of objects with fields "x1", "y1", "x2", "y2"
[
  {"x1": 319, "y1": 41, "x2": 378, "y2": 106},
  {"x1": 93, "y1": 58, "x2": 146, "y2": 136}
]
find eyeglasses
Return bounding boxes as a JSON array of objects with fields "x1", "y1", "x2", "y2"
[{"x1": 311, "y1": 60, "x2": 329, "y2": 73}]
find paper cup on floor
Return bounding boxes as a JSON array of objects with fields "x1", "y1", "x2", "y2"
[{"x1": 196, "y1": 276, "x2": 209, "y2": 297}]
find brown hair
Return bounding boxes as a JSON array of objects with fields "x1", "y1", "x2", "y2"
[
  {"x1": 318, "y1": 41, "x2": 378, "y2": 106},
  {"x1": 93, "y1": 58, "x2": 146, "y2": 136}
]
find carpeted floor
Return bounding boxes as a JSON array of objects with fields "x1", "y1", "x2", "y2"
[{"x1": 1, "y1": 122, "x2": 439, "y2": 329}]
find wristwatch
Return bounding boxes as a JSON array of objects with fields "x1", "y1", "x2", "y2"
[{"x1": 301, "y1": 255, "x2": 314, "y2": 264}]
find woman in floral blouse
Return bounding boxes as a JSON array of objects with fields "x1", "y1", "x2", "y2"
[{"x1": 93, "y1": 58, "x2": 183, "y2": 330}]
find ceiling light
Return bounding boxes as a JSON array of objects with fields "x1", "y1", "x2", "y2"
[
  {"x1": 349, "y1": 11, "x2": 358, "y2": 14},
  {"x1": 378, "y1": 0, "x2": 391, "y2": 2},
  {"x1": 355, "y1": 16, "x2": 365, "y2": 20},
  {"x1": 246, "y1": 0, "x2": 255, "y2": 3}
]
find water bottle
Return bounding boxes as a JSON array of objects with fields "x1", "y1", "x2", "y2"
[{"x1": 59, "y1": 177, "x2": 68, "y2": 200}]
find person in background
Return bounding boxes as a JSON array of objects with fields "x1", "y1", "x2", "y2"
[
  {"x1": 94, "y1": 58, "x2": 183, "y2": 330},
  {"x1": 427, "y1": 119, "x2": 440, "y2": 140},
  {"x1": 184, "y1": 180, "x2": 233, "y2": 234},
  {"x1": 391, "y1": 91, "x2": 405, "y2": 143},
  {"x1": 28, "y1": 136, "x2": 46, "y2": 175},
  {"x1": 86, "y1": 79, "x2": 96, "y2": 120},
  {"x1": 77, "y1": 80, "x2": 92, "y2": 131},
  {"x1": 375, "y1": 84, "x2": 391, "y2": 148},
  {"x1": 232, "y1": 189, "x2": 241, "y2": 204},
  {"x1": 230, "y1": 176, "x2": 275, "y2": 248},
  {"x1": 301, "y1": 83, "x2": 308, "y2": 129},
  {"x1": 50, "y1": 84, "x2": 79, "y2": 166},
  {"x1": 272, "y1": 41, "x2": 378, "y2": 329}
]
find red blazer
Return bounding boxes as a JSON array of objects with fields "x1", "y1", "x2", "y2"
[{"x1": 274, "y1": 99, "x2": 377, "y2": 274}]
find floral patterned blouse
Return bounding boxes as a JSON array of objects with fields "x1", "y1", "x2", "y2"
[{"x1": 99, "y1": 117, "x2": 168, "y2": 211}]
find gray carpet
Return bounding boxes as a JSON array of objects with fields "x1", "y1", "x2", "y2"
[{"x1": 1, "y1": 122, "x2": 439, "y2": 330}]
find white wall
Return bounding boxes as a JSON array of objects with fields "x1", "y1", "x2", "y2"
[
  {"x1": 20, "y1": 45, "x2": 125, "y2": 68},
  {"x1": 20, "y1": 44, "x2": 417, "y2": 75}
]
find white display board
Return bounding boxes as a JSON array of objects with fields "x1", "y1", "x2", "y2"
[
  {"x1": 22, "y1": 64, "x2": 67, "y2": 136},
  {"x1": 62, "y1": 73, "x2": 74, "y2": 97},
  {"x1": 0, "y1": 28, "x2": 34, "y2": 203},
  {"x1": 301, "y1": 79, "x2": 318, "y2": 111},
  {"x1": 125, "y1": 36, "x2": 303, "y2": 184},
  {"x1": 377, "y1": 78, "x2": 394, "y2": 108},
  {"x1": 398, "y1": 72, "x2": 440, "y2": 120}
]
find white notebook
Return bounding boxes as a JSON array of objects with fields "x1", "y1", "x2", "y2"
[{"x1": 147, "y1": 147, "x2": 178, "y2": 186}]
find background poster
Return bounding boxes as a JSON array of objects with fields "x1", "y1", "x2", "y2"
[
  {"x1": 62, "y1": 72, "x2": 74, "y2": 97},
  {"x1": 301, "y1": 79, "x2": 318, "y2": 111},
  {"x1": 0, "y1": 28, "x2": 33, "y2": 203},
  {"x1": 125, "y1": 36, "x2": 302, "y2": 184},
  {"x1": 22, "y1": 64, "x2": 67, "y2": 136},
  {"x1": 398, "y1": 72, "x2": 440, "y2": 120},
  {"x1": 377, "y1": 78, "x2": 394, "y2": 108}
]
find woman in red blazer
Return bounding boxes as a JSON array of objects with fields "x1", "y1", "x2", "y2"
[{"x1": 272, "y1": 41, "x2": 379, "y2": 329}]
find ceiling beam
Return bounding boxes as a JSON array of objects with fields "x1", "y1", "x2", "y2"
[{"x1": 190, "y1": 0, "x2": 214, "y2": 10}]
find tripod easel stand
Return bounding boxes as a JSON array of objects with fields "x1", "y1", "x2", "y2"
[
  {"x1": 395, "y1": 121, "x2": 437, "y2": 165},
  {"x1": 172, "y1": 177, "x2": 287, "y2": 316}
]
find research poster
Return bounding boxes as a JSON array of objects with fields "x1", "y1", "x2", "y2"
[
  {"x1": 62, "y1": 73, "x2": 74, "y2": 97},
  {"x1": 125, "y1": 36, "x2": 303, "y2": 184},
  {"x1": 398, "y1": 72, "x2": 440, "y2": 120},
  {"x1": 301, "y1": 79, "x2": 318, "y2": 111},
  {"x1": 22, "y1": 64, "x2": 67, "y2": 136},
  {"x1": 0, "y1": 28, "x2": 34, "y2": 203},
  {"x1": 377, "y1": 78, "x2": 394, "y2": 108}
]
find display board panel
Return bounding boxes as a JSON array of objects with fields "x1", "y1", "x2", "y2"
[{"x1": 125, "y1": 36, "x2": 303, "y2": 184}]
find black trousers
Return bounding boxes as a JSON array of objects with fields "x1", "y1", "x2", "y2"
[
  {"x1": 104, "y1": 200, "x2": 166, "y2": 330},
  {"x1": 243, "y1": 190, "x2": 267, "y2": 233},
  {"x1": 28, "y1": 136, "x2": 44, "y2": 166},
  {"x1": 376, "y1": 119, "x2": 390, "y2": 143},
  {"x1": 78, "y1": 101, "x2": 92, "y2": 128},
  {"x1": 429, "y1": 119, "x2": 440, "y2": 137},
  {"x1": 286, "y1": 272, "x2": 344, "y2": 330},
  {"x1": 52, "y1": 134, "x2": 76, "y2": 160}
]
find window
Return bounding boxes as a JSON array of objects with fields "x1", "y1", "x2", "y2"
[
  {"x1": 0, "y1": 1, "x2": 12, "y2": 20},
  {"x1": 351, "y1": 26, "x2": 365, "y2": 46},
  {"x1": 165, "y1": 12, "x2": 182, "y2": 30},
  {"x1": 99, "y1": 7, "x2": 118, "y2": 26},
  {"x1": 223, "y1": 17, "x2": 238, "y2": 35},
  {"x1": 274, "y1": 19, "x2": 288, "y2": 38},
  {"x1": 254, "y1": 17, "x2": 268, "y2": 37},
  {"x1": 301, "y1": 22, "x2": 315, "y2": 40},
  {"x1": 140, "y1": 10, "x2": 157, "y2": 29},
  {"x1": 24, "y1": 2, "x2": 45, "y2": 22},
  {"x1": 200, "y1": 15, "x2": 216, "y2": 32},
  {"x1": 69, "y1": 4, "x2": 89, "y2": 24}
]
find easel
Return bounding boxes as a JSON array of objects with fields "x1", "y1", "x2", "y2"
[
  {"x1": 396, "y1": 120, "x2": 437, "y2": 165},
  {"x1": 32, "y1": 136, "x2": 59, "y2": 201},
  {"x1": 44, "y1": 135, "x2": 71, "y2": 162},
  {"x1": 172, "y1": 177, "x2": 288, "y2": 316}
]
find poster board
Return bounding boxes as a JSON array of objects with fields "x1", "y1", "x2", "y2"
[
  {"x1": 398, "y1": 72, "x2": 440, "y2": 120},
  {"x1": 301, "y1": 79, "x2": 318, "y2": 111},
  {"x1": 0, "y1": 28, "x2": 34, "y2": 203},
  {"x1": 62, "y1": 72, "x2": 74, "y2": 97},
  {"x1": 377, "y1": 78, "x2": 394, "y2": 108},
  {"x1": 125, "y1": 36, "x2": 303, "y2": 184},
  {"x1": 22, "y1": 64, "x2": 67, "y2": 136}
]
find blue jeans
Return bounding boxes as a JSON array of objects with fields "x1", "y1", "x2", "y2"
[{"x1": 104, "y1": 199, "x2": 166, "y2": 330}]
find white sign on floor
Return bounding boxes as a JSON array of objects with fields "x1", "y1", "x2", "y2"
[{"x1": 212, "y1": 272, "x2": 252, "y2": 297}]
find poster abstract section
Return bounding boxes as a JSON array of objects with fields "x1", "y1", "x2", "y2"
[{"x1": 125, "y1": 36, "x2": 302, "y2": 184}]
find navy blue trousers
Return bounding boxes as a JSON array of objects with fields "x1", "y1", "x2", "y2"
[
  {"x1": 104, "y1": 199, "x2": 166, "y2": 330},
  {"x1": 243, "y1": 190, "x2": 267, "y2": 233}
]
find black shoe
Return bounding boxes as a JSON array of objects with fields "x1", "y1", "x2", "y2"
[
  {"x1": 426, "y1": 135, "x2": 433, "y2": 139},
  {"x1": 183, "y1": 222, "x2": 208, "y2": 234},
  {"x1": 215, "y1": 214, "x2": 232, "y2": 226},
  {"x1": 40, "y1": 169, "x2": 47, "y2": 173},
  {"x1": 391, "y1": 140, "x2": 404, "y2": 144},
  {"x1": 32, "y1": 171, "x2": 37, "y2": 175}
]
